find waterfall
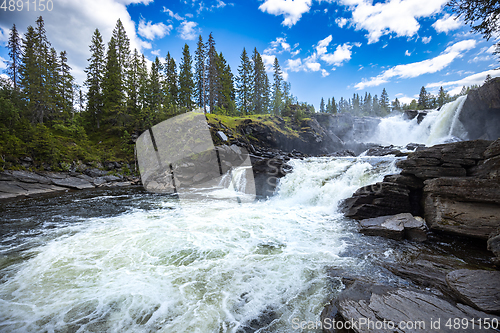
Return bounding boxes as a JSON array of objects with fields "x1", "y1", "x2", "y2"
[{"x1": 368, "y1": 95, "x2": 468, "y2": 147}]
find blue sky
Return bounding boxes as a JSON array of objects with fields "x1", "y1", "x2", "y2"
[{"x1": 1, "y1": 0, "x2": 499, "y2": 110}]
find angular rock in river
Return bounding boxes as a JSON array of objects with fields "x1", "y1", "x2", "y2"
[{"x1": 358, "y1": 213, "x2": 427, "y2": 242}]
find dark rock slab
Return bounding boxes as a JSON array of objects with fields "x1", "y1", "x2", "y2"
[
  {"x1": 488, "y1": 227, "x2": 500, "y2": 264},
  {"x1": 484, "y1": 138, "x2": 500, "y2": 159},
  {"x1": 446, "y1": 269, "x2": 500, "y2": 314},
  {"x1": 358, "y1": 215, "x2": 404, "y2": 240},
  {"x1": 424, "y1": 177, "x2": 500, "y2": 204},
  {"x1": 343, "y1": 182, "x2": 411, "y2": 220},
  {"x1": 331, "y1": 281, "x2": 497, "y2": 333},
  {"x1": 7, "y1": 170, "x2": 52, "y2": 184},
  {"x1": 383, "y1": 174, "x2": 424, "y2": 190},
  {"x1": 470, "y1": 155, "x2": 500, "y2": 179},
  {"x1": 51, "y1": 177, "x2": 95, "y2": 190},
  {"x1": 358, "y1": 213, "x2": 427, "y2": 242}
]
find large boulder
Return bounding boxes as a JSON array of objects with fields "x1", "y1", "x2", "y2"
[
  {"x1": 459, "y1": 77, "x2": 500, "y2": 140},
  {"x1": 423, "y1": 177, "x2": 500, "y2": 239}
]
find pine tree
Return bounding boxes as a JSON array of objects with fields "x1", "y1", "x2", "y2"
[
  {"x1": 179, "y1": 44, "x2": 194, "y2": 112},
  {"x1": 19, "y1": 25, "x2": 38, "y2": 123},
  {"x1": 391, "y1": 98, "x2": 401, "y2": 112},
  {"x1": 111, "y1": 19, "x2": 130, "y2": 78},
  {"x1": 331, "y1": 97, "x2": 337, "y2": 114},
  {"x1": 216, "y1": 52, "x2": 234, "y2": 113},
  {"x1": 84, "y1": 29, "x2": 105, "y2": 129},
  {"x1": 46, "y1": 47, "x2": 60, "y2": 119},
  {"x1": 272, "y1": 57, "x2": 283, "y2": 115},
  {"x1": 194, "y1": 35, "x2": 206, "y2": 112},
  {"x1": 418, "y1": 86, "x2": 429, "y2": 110},
  {"x1": 437, "y1": 86, "x2": 448, "y2": 108},
  {"x1": 237, "y1": 48, "x2": 252, "y2": 116},
  {"x1": 59, "y1": 50, "x2": 74, "y2": 117},
  {"x1": 126, "y1": 48, "x2": 141, "y2": 118},
  {"x1": 206, "y1": 33, "x2": 218, "y2": 113},
  {"x1": 149, "y1": 56, "x2": 163, "y2": 115},
  {"x1": 33, "y1": 16, "x2": 51, "y2": 123},
  {"x1": 164, "y1": 52, "x2": 177, "y2": 108},
  {"x1": 251, "y1": 48, "x2": 268, "y2": 114},
  {"x1": 6, "y1": 24, "x2": 22, "y2": 91},
  {"x1": 102, "y1": 37, "x2": 123, "y2": 126},
  {"x1": 320, "y1": 97, "x2": 325, "y2": 113},
  {"x1": 372, "y1": 95, "x2": 380, "y2": 115},
  {"x1": 380, "y1": 88, "x2": 389, "y2": 115},
  {"x1": 138, "y1": 54, "x2": 148, "y2": 111}
]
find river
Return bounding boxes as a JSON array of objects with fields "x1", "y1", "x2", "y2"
[{"x1": 0, "y1": 97, "x2": 478, "y2": 332}]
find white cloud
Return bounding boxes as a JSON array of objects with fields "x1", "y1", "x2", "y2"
[
  {"x1": 422, "y1": 36, "x2": 432, "y2": 44},
  {"x1": 265, "y1": 37, "x2": 292, "y2": 55},
  {"x1": 405, "y1": 50, "x2": 411, "y2": 56},
  {"x1": 151, "y1": 49, "x2": 161, "y2": 56},
  {"x1": 0, "y1": 56, "x2": 7, "y2": 70},
  {"x1": 261, "y1": 54, "x2": 276, "y2": 72},
  {"x1": 163, "y1": 8, "x2": 184, "y2": 20},
  {"x1": 305, "y1": 60, "x2": 321, "y2": 71},
  {"x1": 321, "y1": 43, "x2": 355, "y2": 65},
  {"x1": 178, "y1": 21, "x2": 199, "y2": 40},
  {"x1": 432, "y1": 13, "x2": 462, "y2": 33},
  {"x1": 259, "y1": 0, "x2": 313, "y2": 27},
  {"x1": 355, "y1": 39, "x2": 477, "y2": 89},
  {"x1": 321, "y1": 69, "x2": 330, "y2": 77},
  {"x1": 286, "y1": 58, "x2": 303, "y2": 72},
  {"x1": 0, "y1": 27, "x2": 9, "y2": 43},
  {"x1": 0, "y1": 0, "x2": 153, "y2": 85},
  {"x1": 316, "y1": 35, "x2": 332, "y2": 55},
  {"x1": 138, "y1": 19, "x2": 172, "y2": 40},
  {"x1": 339, "y1": 0, "x2": 448, "y2": 44},
  {"x1": 427, "y1": 69, "x2": 500, "y2": 95},
  {"x1": 335, "y1": 17, "x2": 348, "y2": 28}
]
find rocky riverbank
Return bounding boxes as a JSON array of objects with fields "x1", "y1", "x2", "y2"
[
  {"x1": 0, "y1": 168, "x2": 140, "y2": 200},
  {"x1": 325, "y1": 138, "x2": 500, "y2": 332}
]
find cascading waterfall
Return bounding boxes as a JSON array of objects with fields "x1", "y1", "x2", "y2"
[{"x1": 368, "y1": 95, "x2": 469, "y2": 147}]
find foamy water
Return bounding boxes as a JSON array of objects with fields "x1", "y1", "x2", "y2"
[
  {"x1": 368, "y1": 95, "x2": 468, "y2": 146},
  {"x1": 0, "y1": 156, "x2": 400, "y2": 333}
]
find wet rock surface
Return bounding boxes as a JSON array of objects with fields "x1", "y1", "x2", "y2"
[
  {"x1": 0, "y1": 169, "x2": 140, "y2": 200},
  {"x1": 358, "y1": 213, "x2": 427, "y2": 242}
]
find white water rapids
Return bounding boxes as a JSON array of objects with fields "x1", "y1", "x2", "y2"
[
  {"x1": 368, "y1": 95, "x2": 468, "y2": 147},
  {"x1": 0, "y1": 97, "x2": 469, "y2": 332}
]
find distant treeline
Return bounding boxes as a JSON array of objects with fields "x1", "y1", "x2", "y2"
[{"x1": 318, "y1": 83, "x2": 484, "y2": 117}]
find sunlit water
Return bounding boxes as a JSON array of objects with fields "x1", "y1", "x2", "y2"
[{"x1": 0, "y1": 156, "x2": 405, "y2": 333}]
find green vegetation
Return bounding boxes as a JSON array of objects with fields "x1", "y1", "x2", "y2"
[{"x1": 1, "y1": 16, "x2": 304, "y2": 170}]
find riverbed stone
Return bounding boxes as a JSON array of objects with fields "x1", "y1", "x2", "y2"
[
  {"x1": 331, "y1": 280, "x2": 497, "y2": 333},
  {"x1": 446, "y1": 269, "x2": 500, "y2": 314},
  {"x1": 358, "y1": 213, "x2": 427, "y2": 242}
]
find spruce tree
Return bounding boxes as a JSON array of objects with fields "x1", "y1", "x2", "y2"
[
  {"x1": 84, "y1": 29, "x2": 105, "y2": 129},
  {"x1": 33, "y1": 16, "x2": 51, "y2": 123},
  {"x1": 437, "y1": 86, "x2": 448, "y2": 108},
  {"x1": 206, "y1": 33, "x2": 218, "y2": 113},
  {"x1": 46, "y1": 47, "x2": 60, "y2": 119},
  {"x1": 102, "y1": 37, "x2": 123, "y2": 126},
  {"x1": 164, "y1": 52, "x2": 177, "y2": 108},
  {"x1": 331, "y1": 96, "x2": 337, "y2": 114},
  {"x1": 251, "y1": 48, "x2": 267, "y2": 114},
  {"x1": 194, "y1": 35, "x2": 206, "y2": 112},
  {"x1": 126, "y1": 48, "x2": 141, "y2": 118},
  {"x1": 237, "y1": 48, "x2": 252, "y2": 116},
  {"x1": 320, "y1": 97, "x2": 325, "y2": 113},
  {"x1": 59, "y1": 50, "x2": 74, "y2": 118},
  {"x1": 272, "y1": 57, "x2": 283, "y2": 115},
  {"x1": 7, "y1": 24, "x2": 22, "y2": 91},
  {"x1": 179, "y1": 44, "x2": 194, "y2": 112},
  {"x1": 380, "y1": 88, "x2": 389, "y2": 115},
  {"x1": 418, "y1": 86, "x2": 429, "y2": 110},
  {"x1": 149, "y1": 56, "x2": 163, "y2": 116},
  {"x1": 19, "y1": 25, "x2": 38, "y2": 123}
]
